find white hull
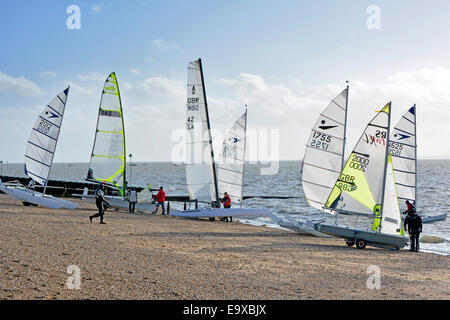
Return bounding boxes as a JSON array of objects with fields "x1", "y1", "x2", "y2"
[
  {"x1": 73, "y1": 193, "x2": 156, "y2": 212},
  {"x1": 0, "y1": 183, "x2": 78, "y2": 210},
  {"x1": 170, "y1": 207, "x2": 270, "y2": 218}
]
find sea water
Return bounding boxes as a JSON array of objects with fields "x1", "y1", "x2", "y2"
[{"x1": 2, "y1": 160, "x2": 449, "y2": 255}]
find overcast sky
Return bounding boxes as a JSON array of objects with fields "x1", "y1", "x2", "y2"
[{"x1": 1, "y1": 0, "x2": 450, "y2": 163}]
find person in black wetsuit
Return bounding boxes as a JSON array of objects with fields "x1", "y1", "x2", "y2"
[
  {"x1": 89, "y1": 183, "x2": 109, "y2": 224},
  {"x1": 404, "y1": 209, "x2": 422, "y2": 252}
]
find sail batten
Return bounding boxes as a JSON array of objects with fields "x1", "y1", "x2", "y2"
[
  {"x1": 87, "y1": 72, "x2": 126, "y2": 196},
  {"x1": 24, "y1": 87, "x2": 70, "y2": 187},
  {"x1": 301, "y1": 88, "x2": 348, "y2": 211}
]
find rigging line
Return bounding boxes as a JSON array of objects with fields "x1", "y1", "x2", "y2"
[
  {"x1": 32, "y1": 128, "x2": 57, "y2": 141},
  {"x1": 46, "y1": 104, "x2": 63, "y2": 117},
  {"x1": 394, "y1": 127, "x2": 415, "y2": 136}
]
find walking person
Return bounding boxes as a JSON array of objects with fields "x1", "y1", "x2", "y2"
[
  {"x1": 128, "y1": 187, "x2": 137, "y2": 213},
  {"x1": 220, "y1": 192, "x2": 232, "y2": 223},
  {"x1": 404, "y1": 206, "x2": 423, "y2": 252},
  {"x1": 152, "y1": 186, "x2": 166, "y2": 215},
  {"x1": 89, "y1": 183, "x2": 109, "y2": 224}
]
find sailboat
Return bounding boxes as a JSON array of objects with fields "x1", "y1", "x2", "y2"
[
  {"x1": 74, "y1": 73, "x2": 155, "y2": 212},
  {"x1": 276, "y1": 86, "x2": 349, "y2": 236},
  {"x1": 170, "y1": 59, "x2": 269, "y2": 219},
  {"x1": 390, "y1": 105, "x2": 447, "y2": 223},
  {"x1": 316, "y1": 102, "x2": 408, "y2": 249},
  {"x1": 0, "y1": 87, "x2": 78, "y2": 209}
]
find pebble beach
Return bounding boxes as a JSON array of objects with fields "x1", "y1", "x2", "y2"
[{"x1": 0, "y1": 194, "x2": 449, "y2": 300}]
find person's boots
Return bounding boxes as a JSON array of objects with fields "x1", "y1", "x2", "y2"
[
  {"x1": 100, "y1": 216, "x2": 106, "y2": 224},
  {"x1": 89, "y1": 216, "x2": 93, "y2": 223}
]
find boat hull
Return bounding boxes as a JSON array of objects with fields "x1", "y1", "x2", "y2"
[
  {"x1": 0, "y1": 183, "x2": 78, "y2": 210},
  {"x1": 316, "y1": 223, "x2": 407, "y2": 249},
  {"x1": 73, "y1": 194, "x2": 156, "y2": 213},
  {"x1": 170, "y1": 208, "x2": 270, "y2": 218}
]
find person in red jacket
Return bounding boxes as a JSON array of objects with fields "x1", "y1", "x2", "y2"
[
  {"x1": 152, "y1": 186, "x2": 166, "y2": 215},
  {"x1": 220, "y1": 192, "x2": 232, "y2": 222}
]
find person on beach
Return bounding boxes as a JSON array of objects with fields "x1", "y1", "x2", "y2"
[
  {"x1": 89, "y1": 183, "x2": 109, "y2": 224},
  {"x1": 403, "y1": 200, "x2": 416, "y2": 215},
  {"x1": 404, "y1": 209, "x2": 423, "y2": 252},
  {"x1": 152, "y1": 186, "x2": 166, "y2": 215},
  {"x1": 128, "y1": 187, "x2": 137, "y2": 213},
  {"x1": 220, "y1": 192, "x2": 232, "y2": 223}
]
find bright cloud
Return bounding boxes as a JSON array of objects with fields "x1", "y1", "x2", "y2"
[
  {"x1": 0, "y1": 72, "x2": 45, "y2": 98},
  {"x1": 152, "y1": 39, "x2": 179, "y2": 50}
]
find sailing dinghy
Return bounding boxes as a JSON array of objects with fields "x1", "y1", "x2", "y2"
[
  {"x1": 316, "y1": 102, "x2": 408, "y2": 249},
  {"x1": 170, "y1": 59, "x2": 269, "y2": 219},
  {"x1": 73, "y1": 73, "x2": 155, "y2": 212},
  {"x1": 0, "y1": 87, "x2": 78, "y2": 209},
  {"x1": 277, "y1": 86, "x2": 349, "y2": 236},
  {"x1": 390, "y1": 105, "x2": 447, "y2": 223}
]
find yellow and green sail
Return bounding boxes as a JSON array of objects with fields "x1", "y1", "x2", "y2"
[
  {"x1": 87, "y1": 72, "x2": 126, "y2": 197},
  {"x1": 325, "y1": 103, "x2": 391, "y2": 216}
]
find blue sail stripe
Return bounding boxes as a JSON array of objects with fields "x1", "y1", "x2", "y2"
[
  {"x1": 32, "y1": 128, "x2": 57, "y2": 141},
  {"x1": 27, "y1": 141, "x2": 55, "y2": 155},
  {"x1": 394, "y1": 127, "x2": 414, "y2": 136},
  {"x1": 56, "y1": 94, "x2": 66, "y2": 106},
  {"x1": 402, "y1": 115, "x2": 414, "y2": 125},
  {"x1": 25, "y1": 155, "x2": 51, "y2": 168},
  {"x1": 26, "y1": 170, "x2": 47, "y2": 182},
  {"x1": 46, "y1": 104, "x2": 63, "y2": 117}
]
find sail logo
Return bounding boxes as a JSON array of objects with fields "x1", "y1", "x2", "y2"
[
  {"x1": 393, "y1": 133, "x2": 409, "y2": 141},
  {"x1": 192, "y1": 86, "x2": 196, "y2": 94},
  {"x1": 318, "y1": 120, "x2": 337, "y2": 131},
  {"x1": 230, "y1": 137, "x2": 241, "y2": 144},
  {"x1": 364, "y1": 133, "x2": 386, "y2": 146},
  {"x1": 45, "y1": 111, "x2": 59, "y2": 119},
  {"x1": 104, "y1": 85, "x2": 116, "y2": 92}
]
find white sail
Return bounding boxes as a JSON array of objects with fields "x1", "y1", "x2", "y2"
[
  {"x1": 325, "y1": 103, "x2": 391, "y2": 216},
  {"x1": 87, "y1": 72, "x2": 126, "y2": 197},
  {"x1": 301, "y1": 88, "x2": 348, "y2": 210},
  {"x1": 389, "y1": 105, "x2": 416, "y2": 213},
  {"x1": 24, "y1": 87, "x2": 70, "y2": 186},
  {"x1": 380, "y1": 153, "x2": 403, "y2": 235},
  {"x1": 217, "y1": 110, "x2": 247, "y2": 204},
  {"x1": 185, "y1": 59, "x2": 218, "y2": 203}
]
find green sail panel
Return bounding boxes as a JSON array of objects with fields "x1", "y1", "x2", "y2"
[
  {"x1": 87, "y1": 72, "x2": 126, "y2": 196},
  {"x1": 325, "y1": 103, "x2": 391, "y2": 216}
]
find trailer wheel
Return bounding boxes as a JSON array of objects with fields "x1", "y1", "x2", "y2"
[
  {"x1": 23, "y1": 201, "x2": 32, "y2": 206},
  {"x1": 209, "y1": 217, "x2": 215, "y2": 222},
  {"x1": 346, "y1": 240, "x2": 354, "y2": 247},
  {"x1": 356, "y1": 239, "x2": 367, "y2": 249}
]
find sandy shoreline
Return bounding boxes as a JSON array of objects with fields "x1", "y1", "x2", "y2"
[{"x1": 0, "y1": 194, "x2": 449, "y2": 300}]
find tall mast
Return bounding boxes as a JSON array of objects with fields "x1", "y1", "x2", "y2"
[
  {"x1": 413, "y1": 104, "x2": 417, "y2": 211},
  {"x1": 241, "y1": 106, "x2": 248, "y2": 208},
  {"x1": 341, "y1": 81, "x2": 349, "y2": 170},
  {"x1": 379, "y1": 101, "x2": 392, "y2": 233},
  {"x1": 198, "y1": 58, "x2": 219, "y2": 204},
  {"x1": 115, "y1": 72, "x2": 127, "y2": 196}
]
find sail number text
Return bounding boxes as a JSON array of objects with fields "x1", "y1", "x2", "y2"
[
  {"x1": 310, "y1": 131, "x2": 331, "y2": 150},
  {"x1": 349, "y1": 154, "x2": 369, "y2": 172},
  {"x1": 37, "y1": 119, "x2": 52, "y2": 135},
  {"x1": 389, "y1": 142, "x2": 403, "y2": 156}
]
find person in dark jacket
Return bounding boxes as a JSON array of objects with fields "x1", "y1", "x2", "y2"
[
  {"x1": 404, "y1": 210, "x2": 422, "y2": 252},
  {"x1": 89, "y1": 183, "x2": 109, "y2": 224}
]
